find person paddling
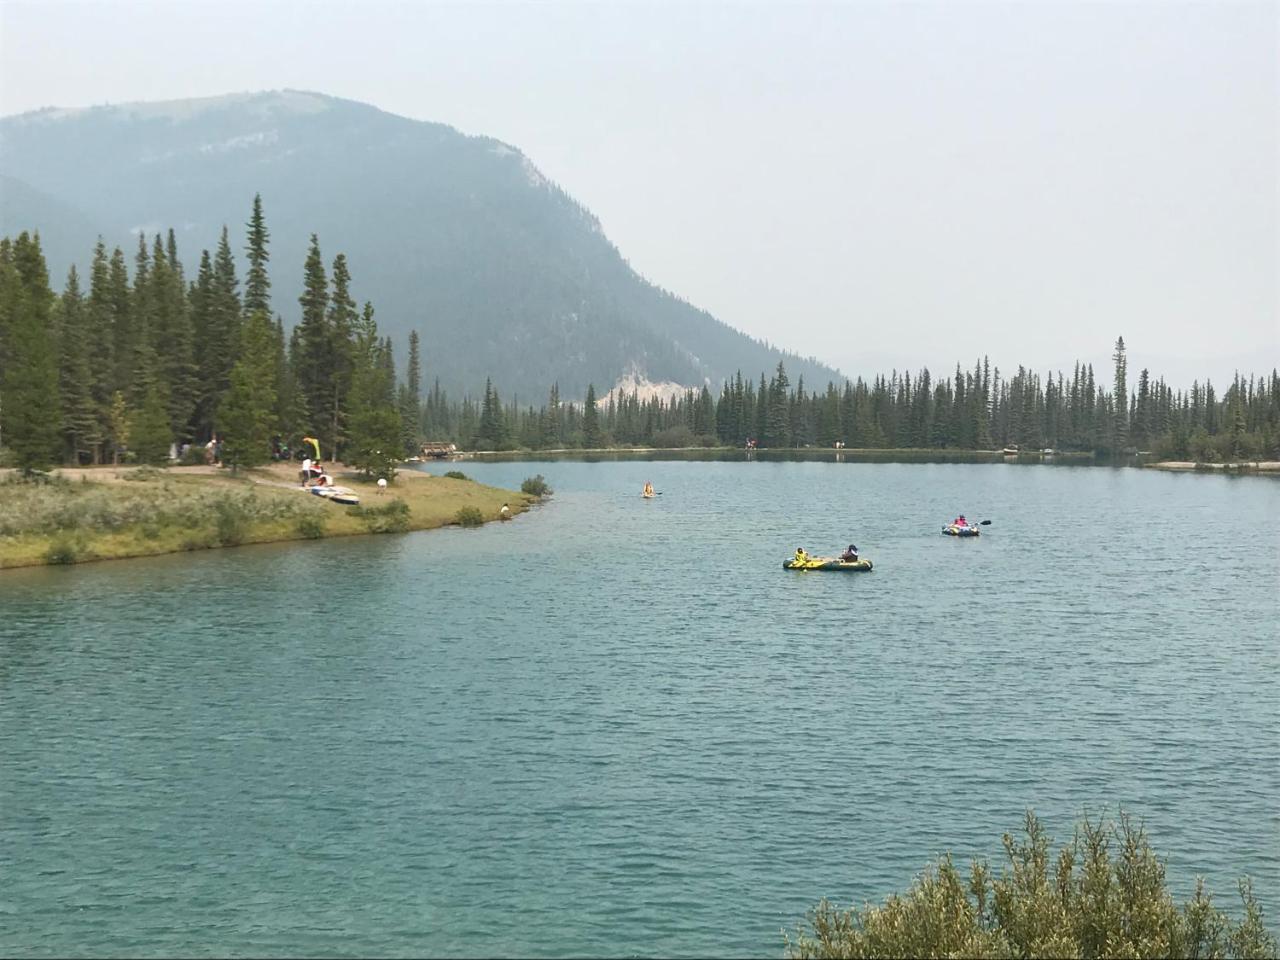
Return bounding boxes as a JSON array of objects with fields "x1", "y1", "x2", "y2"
[
  {"x1": 952, "y1": 514, "x2": 968, "y2": 527},
  {"x1": 840, "y1": 544, "x2": 859, "y2": 563},
  {"x1": 794, "y1": 547, "x2": 810, "y2": 565},
  {"x1": 642, "y1": 481, "x2": 655, "y2": 498}
]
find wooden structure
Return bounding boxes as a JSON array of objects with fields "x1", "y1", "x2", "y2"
[{"x1": 420, "y1": 442, "x2": 458, "y2": 459}]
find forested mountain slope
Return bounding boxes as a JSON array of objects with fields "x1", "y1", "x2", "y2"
[{"x1": 0, "y1": 90, "x2": 838, "y2": 397}]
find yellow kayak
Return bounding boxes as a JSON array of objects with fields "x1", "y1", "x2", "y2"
[{"x1": 783, "y1": 557, "x2": 873, "y2": 572}]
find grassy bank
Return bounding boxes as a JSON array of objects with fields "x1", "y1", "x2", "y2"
[{"x1": 0, "y1": 464, "x2": 534, "y2": 570}]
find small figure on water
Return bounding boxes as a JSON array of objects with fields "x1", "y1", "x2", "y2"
[
  {"x1": 840, "y1": 544, "x2": 859, "y2": 562},
  {"x1": 642, "y1": 481, "x2": 655, "y2": 498},
  {"x1": 794, "y1": 547, "x2": 809, "y2": 565}
]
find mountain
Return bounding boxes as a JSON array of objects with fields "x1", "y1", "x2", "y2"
[{"x1": 0, "y1": 90, "x2": 839, "y2": 398}]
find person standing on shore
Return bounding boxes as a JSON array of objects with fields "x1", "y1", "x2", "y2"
[{"x1": 301, "y1": 455, "x2": 313, "y2": 487}]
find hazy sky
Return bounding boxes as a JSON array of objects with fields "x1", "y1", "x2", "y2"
[{"x1": 2, "y1": 0, "x2": 1276, "y2": 384}]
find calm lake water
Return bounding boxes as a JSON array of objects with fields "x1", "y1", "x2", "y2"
[{"x1": 2, "y1": 461, "x2": 1278, "y2": 957}]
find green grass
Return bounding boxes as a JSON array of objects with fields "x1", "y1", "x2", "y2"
[{"x1": 0, "y1": 469, "x2": 532, "y2": 569}]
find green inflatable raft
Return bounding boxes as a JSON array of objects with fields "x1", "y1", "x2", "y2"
[{"x1": 783, "y1": 557, "x2": 873, "y2": 572}]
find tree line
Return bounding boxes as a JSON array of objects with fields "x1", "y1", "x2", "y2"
[
  {"x1": 0, "y1": 196, "x2": 417, "y2": 477},
  {"x1": 2, "y1": 199, "x2": 1276, "y2": 470},
  {"x1": 442, "y1": 342, "x2": 1278, "y2": 460}
]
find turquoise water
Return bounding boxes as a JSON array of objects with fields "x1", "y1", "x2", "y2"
[{"x1": 2, "y1": 461, "x2": 1277, "y2": 957}]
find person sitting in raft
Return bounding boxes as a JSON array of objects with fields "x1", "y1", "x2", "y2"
[
  {"x1": 840, "y1": 544, "x2": 859, "y2": 562},
  {"x1": 952, "y1": 514, "x2": 968, "y2": 527},
  {"x1": 794, "y1": 547, "x2": 809, "y2": 565},
  {"x1": 642, "y1": 481, "x2": 654, "y2": 497}
]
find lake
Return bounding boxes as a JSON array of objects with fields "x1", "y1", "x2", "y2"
[{"x1": 2, "y1": 460, "x2": 1277, "y2": 957}]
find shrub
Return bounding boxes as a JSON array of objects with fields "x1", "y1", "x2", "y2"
[
  {"x1": 443, "y1": 470, "x2": 470, "y2": 481},
  {"x1": 44, "y1": 537, "x2": 81, "y2": 565},
  {"x1": 180, "y1": 530, "x2": 216, "y2": 551},
  {"x1": 296, "y1": 513, "x2": 327, "y2": 539},
  {"x1": 454, "y1": 506, "x2": 485, "y2": 527},
  {"x1": 213, "y1": 500, "x2": 249, "y2": 546},
  {"x1": 124, "y1": 466, "x2": 166, "y2": 482},
  {"x1": 786, "y1": 811, "x2": 1277, "y2": 960},
  {"x1": 521, "y1": 474, "x2": 552, "y2": 497},
  {"x1": 355, "y1": 498, "x2": 410, "y2": 534}
]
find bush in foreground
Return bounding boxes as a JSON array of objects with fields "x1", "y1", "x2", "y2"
[
  {"x1": 521, "y1": 474, "x2": 552, "y2": 497},
  {"x1": 787, "y1": 811, "x2": 1276, "y2": 960},
  {"x1": 354, "y1": 498, "x2": 411, "y2": 534},
  {"x1": 443, "y1": 470, "x2": 470, "y2": 481},
  {"x1": 454, "y1": 506, "x2": 484, "y2": 527}
]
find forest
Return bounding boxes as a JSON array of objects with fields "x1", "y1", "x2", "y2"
[{"x1": 1, "y1": 198, "x2": 1277, "y2": 471}]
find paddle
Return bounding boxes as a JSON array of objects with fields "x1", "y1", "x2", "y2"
[{"x1": 980, "y1": 519, "x2": 992, "y2": 525}]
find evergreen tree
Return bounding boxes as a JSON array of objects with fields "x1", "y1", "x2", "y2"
[
  {"x1": 150, "y1": 233, "x2": 197, "y2": 439},
  {"x1": 401, "y1": 329, "x2": 422, "y2": 454},
  {"x1": 475, "y1": 377, "x2": 509, "y2": 449},
  {"x1": 765, "y1": 362, "x2": 791, "y2": 447},
  {"x1": 130, "y1": 383, "x2": 172, "y2": 465},
  {"x1": 84, "y1": 240, "x2": 116, "y2": 460},
  {"x1": 324, "y1": 253, "x2": 358, "y2": 456},
  {"x1": 243, "y1": 193, "x2": 271, "y2": 317},
  {"x1": 107, "y1": 246, "x2": 133, "y2": 394},
  {"x1": 583, "y1": 382, "x2": 603, "y2": 447},
  {"x1": 55, "y1": 266, "x2": 98, "y2": 463},
  {"x1": 219, "y1": 311, "x2": 278, "y2": 470},
  {"x1": 295, "y1": 235, "x2": 330, "y2": 451},
  {"x1": 1112, "y1": 335, "x2": 1129, "y2": 451},
  {"x1": 346, "y1": 306, "x2": 400, "y2": 479},
  {"x1": 1, "y1": 233, "x2": 61, "y2": 472}
]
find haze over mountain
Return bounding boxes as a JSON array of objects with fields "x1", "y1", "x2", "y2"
[{"x1": 0, "y1": 90, "x2": 838, "y2": 399}]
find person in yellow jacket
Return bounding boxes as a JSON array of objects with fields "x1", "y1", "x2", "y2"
[{"x1": 793, "y1": 547, "x2": 810, "y2": 566}]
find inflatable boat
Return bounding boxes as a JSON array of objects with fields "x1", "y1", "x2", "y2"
[
  {"x1": 942, "y1": 524, "x2": 979, "y2": 537},
  {"x1": 783, "y1": 557, "x2": 873, "y2": 572}
]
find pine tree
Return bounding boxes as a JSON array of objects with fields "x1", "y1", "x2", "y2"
[
  {"x1": 765, "y1": 361, "x2": 791, "y2": 447},
  {"x1": 129, "y1": 234, "x2": 157, "y2": 402},
  {"x1": 295, "y1": 235, "x2": 330, "y2": 450},
  {"x1": 324, "y1": 253, "x2": 358, "y2": 456},
  {"x1": 582, "y1": 382, "x2": 602, "y2": 447},
  {"x1": 346, "y1": 308, "x2": 400, "y2": 479},
  {"x1": 1, "y1": 233, "x2": 61, "y2": 472},
  {"x1": 243, "y1": 193, "x2": 271, "y2": 317},
  {"x1": 1112, "y1": 335, "x2": 1129, "y2": 451},
  {"x1": 55, "y1": 266, "x2": 98, "y2": 463},
  {"x1": 107, "y1": 246, "x2": 133, "y2": 398},
  {"x1": 150, "y1": 233, "x2": 197, "y2": 440},
  {"x1": 475, "y1": 377, "x2": 509, "y2": 449},
  {"x1": 219, "y1": 310, "x2": 278, "y2": 470},
  {"x1": 130, "y1": 383, "x2": 172, "y2": 465},
  {"x1": 400, "y1": 329, "x2": 422, "y2": 454},
  {"x1": 84, "y1": 240, "x2": 116, "y2": 460}
]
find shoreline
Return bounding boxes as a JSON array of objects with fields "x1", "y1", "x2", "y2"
[
  {"x1": 459, "y1": 445, "x2": 1098, "y2": 461},
  {"x1": 0, "y1": 463, "x2": 536, "y2": 571},
  {"x1": 1143, "y1": 460, "x2": 1280, "y2": 474}
]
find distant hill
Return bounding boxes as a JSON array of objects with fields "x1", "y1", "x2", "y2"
[{"x1": 0, "y1": 90, "x2": 840, "y2": 398}]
